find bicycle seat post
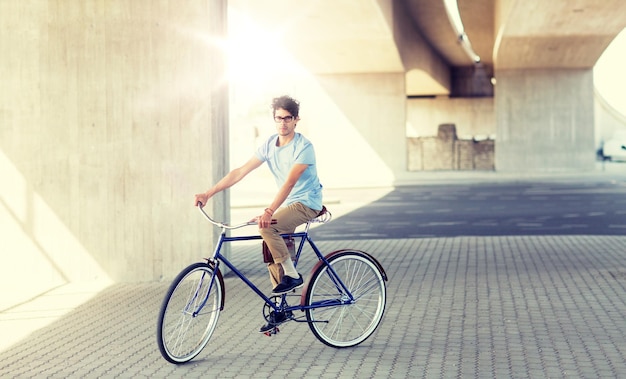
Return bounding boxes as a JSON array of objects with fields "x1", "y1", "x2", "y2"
[{"x1": 303, "y1": 220, "x2": 313, "y2": 234}]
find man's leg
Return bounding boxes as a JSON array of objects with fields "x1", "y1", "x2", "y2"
[
  {"x1": 258, "y1": 203, "x2": 319, "y2": 332},
  {"x1": 267, "y1": 237, "x2": 296, "y2": 287},
  {"x1": 260, "y1": 203, "x2": 318, "y2": 288},
  {"x1": 267, "y1": 263, "x2": 283, "y2": 288}
]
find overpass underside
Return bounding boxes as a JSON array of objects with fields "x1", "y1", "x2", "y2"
[{"x1": 231, "y1": 0, "x2": 626, "y2": 174}]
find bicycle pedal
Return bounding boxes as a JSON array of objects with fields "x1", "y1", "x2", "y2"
[{"x1": 263, "y1": 327, "x2": 280, "y2": 337}]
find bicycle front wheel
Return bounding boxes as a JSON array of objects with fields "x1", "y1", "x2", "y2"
[
  {"x1": 305, "y1": 251, "x2": 386, "y2": 348},
  {"x1": 156, "y1": 262, "x2": 223, "y2": 363}
]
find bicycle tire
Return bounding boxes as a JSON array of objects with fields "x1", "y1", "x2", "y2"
[
  {"x1": 304, "y1": 251, "x2": 386, "y2": 348},
  {"x1": 156, "y1": 262, "x2": 223, "y2": 363}
]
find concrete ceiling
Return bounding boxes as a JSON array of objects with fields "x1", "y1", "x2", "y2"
[
  {"x1": 403, "y1": 0, "x2": 495, "y2": 67},
  {"x1": 228, "y1": 0, "x2": 404, "y2": 74},
  {"x1": 229, "y1": 0, "x2": 626, "y2": 93}
]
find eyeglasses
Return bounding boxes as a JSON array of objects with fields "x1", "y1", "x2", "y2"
[{"x1": 274, "y1": 115, "x2": 294, "y2": 123}]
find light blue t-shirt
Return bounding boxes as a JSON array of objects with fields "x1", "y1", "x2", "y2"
[{"x1": 254, "y1": 133, "x2": 323, "y2": 211}]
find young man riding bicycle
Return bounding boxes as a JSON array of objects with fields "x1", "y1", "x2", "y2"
[{"x1": 194, "y1": 95, "x2": 323, "y2": 332}]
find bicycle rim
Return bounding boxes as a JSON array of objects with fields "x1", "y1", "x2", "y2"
[
  {"x1": 157, "y1": 263, "x2": 222, "y2": 363},
  {"x1": 305, "y1": 252, "x2": 386, "y2": 348}
]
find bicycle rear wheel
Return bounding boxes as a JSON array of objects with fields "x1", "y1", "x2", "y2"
[
  {"x1": 156, "y1": 262, "x2": 223, "y2": 363},
  {"x1": 304, "y1": 251, "x2": 386, "y2": 348}
]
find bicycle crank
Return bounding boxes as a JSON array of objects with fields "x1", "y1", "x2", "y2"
[{"x1": 263, "y1": 326, "x2": 280, "y2": 337}]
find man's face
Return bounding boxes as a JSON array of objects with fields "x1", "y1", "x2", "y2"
[{"x1": 273, "y1": 108, "x2": 298, "y2": 137}]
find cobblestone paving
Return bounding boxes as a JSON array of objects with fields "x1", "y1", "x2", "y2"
[{"x1": 2, "y1": 235, "x2": 626, "y2": 378}]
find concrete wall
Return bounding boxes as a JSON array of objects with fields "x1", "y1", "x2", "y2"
[
  {"x1": 408, "y1": 126, "x2": 495, "y2": 171},
  {"x1": 229, "y1": 72, "x2": 406, "y2": 190},
  {"x1": 0, "y1": 0, "x2": 228, "y2": 300},
  {"x1": 311, "y1": 73, "x2": 406, "y2": 187},
  {"x1": 407, "y1": 97, "x2": 495, "y2": 139},
  {"x1": 495, "y1": 69, "x2": 596, "y2": 172},
  {"x1": 405, "y1": 96, "x2": 496, "y2": 171}
]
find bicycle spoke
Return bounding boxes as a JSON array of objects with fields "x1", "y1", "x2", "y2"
[{"x1": 305, "y1": 252, "x2": 386, "y2": 348}]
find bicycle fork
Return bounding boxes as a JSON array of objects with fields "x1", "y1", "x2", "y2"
[{"x1": 187, "y1": 259, "x2": 221, "y2": 317}]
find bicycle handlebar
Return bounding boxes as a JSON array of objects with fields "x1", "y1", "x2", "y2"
[
  {"x1": 197, "y1": 204, "x2": 260, "y2": 230},
  {"x1": 197, "y1": 203, "x2": 257, "y2": 229},
  {"x1": 197, "y1": 203, "x2": 332, "y2": 230}
]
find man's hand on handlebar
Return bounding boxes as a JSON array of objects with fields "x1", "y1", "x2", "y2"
[
  {"x1": 194, "y1": 193, "x2": 209, "y2": 208},
  {"x1": 250, "y1": 215, "x2": 278, "y2": 227},
  {"x1": 257, "y1": 211, "x2": 273, "y2": 228}
]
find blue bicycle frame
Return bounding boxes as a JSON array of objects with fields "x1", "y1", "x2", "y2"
[{"x1": 204, "y1": 228, "x2": 355, "y2": 315}]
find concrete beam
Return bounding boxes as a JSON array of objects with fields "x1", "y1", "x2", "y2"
[
  {"x1": 393, "y1": 1, "x2": 451, "y2": 95},
  {"x1": 495, "y1": 0, "x2": 626, "y2": 69}
]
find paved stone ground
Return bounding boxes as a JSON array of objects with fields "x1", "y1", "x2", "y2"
[{"x1": 2, "y1": 234, "x2": 626, "y2": 378}]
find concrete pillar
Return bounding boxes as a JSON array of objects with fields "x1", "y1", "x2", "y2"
[
  {"x1": 207, "y1": 0, "x2": 230, "y2": 265},
  {"x1": 0, "y1": 0, "x2": 229, "y2": 288},
  {"x1": 495, "y1": 69, "x2": 596, "y2": 172}
]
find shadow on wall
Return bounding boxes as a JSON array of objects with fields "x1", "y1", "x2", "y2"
[{"x1": 408, "y1": 124, "x2": 494, "y2": 171}]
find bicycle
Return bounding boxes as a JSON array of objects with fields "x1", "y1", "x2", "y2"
[{"x1": 156, "y1": 204, "x2": 388, "y2": 364}]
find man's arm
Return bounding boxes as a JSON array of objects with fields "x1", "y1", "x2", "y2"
[
  {"x1": 258, "y1": 163, "x2": 308, "y2": 228},
  {"x1": 194, "y1": 156, "x2": 263, "y2": 207}
]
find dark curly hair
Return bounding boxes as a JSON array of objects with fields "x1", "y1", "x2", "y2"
[{"x1": 271, "y1": 95, "x2": 300, "y2": 118}]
